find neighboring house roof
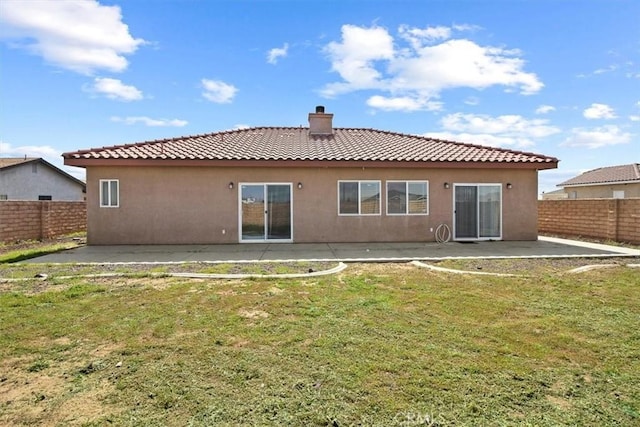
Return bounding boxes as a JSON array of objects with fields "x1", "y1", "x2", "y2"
[
  {"x1": 0, "y1": 157, "x2": 86, "y2": 190},
  {"x1": 558, "y1": 163, "x2": 640, "y2": 187},
  {"x1": 64, "y1": 127, "x2": 558, "y2": 170}
]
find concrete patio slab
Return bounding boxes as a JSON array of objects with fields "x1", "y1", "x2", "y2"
[{"x1": 21, "y1": 236, "x2": 639, "y2": 264}]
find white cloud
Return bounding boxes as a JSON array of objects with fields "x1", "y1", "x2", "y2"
[
  {"x1": 562, "y1": 125, "x2": 632, "y2": 149},
  {"x1": 86, "y1": 77, "x2": 143, "y2": 101},
  {"x1": 320, "y1": 24, "x2": 542, "y2": 110},
  {"x1": 201, "y1": 79, "x2": 237, "y2": 103},
  {"x1": 399, "y1": 24, "x2": 451, "y2": 49},
  {"x1": 322, "y1": 24, "x2": 394, "y2": 97},
  {"x1": 439, "y1": 113, "x2": 560, "y2": 138},
  {"x1": 0, "y1": 140, "x2": 60, "y2": 159},
  {"x1": 593, "y1": 64, "x2": 618, "y2": 75},
  {"x1": 0, "y1": 140, "x2": 84, "y2": 180},
  {"x1": 424, "y1": 131, "x2": 536, "y2": 148},
  {"x1": 366, "y1": 95, "x2": 442, "y2": 112},
  {"x1": 583, "y1": 103, "x2": 617, "y2": 119},
  {"x1": 464, "y1": 96, "x2": 480, "y2": 106},
  {"x1": 267, "y1": 43, "x2": 289, "y2": 64},
  {"x1": 423, "y1": 112, "x2": 560, "y2": 149},
  {"x1": 110, "y1": 116, "x2": 188, "y2": 127},
  {"x1": 0, "y1": 0, "x2": 145, "y2": 74},
  {"x1": 630, "y1": 115, "x2": 640, "y2": 122},
  {"x1": 535, "y1": 105, "x2": 555, "y2": 114}
]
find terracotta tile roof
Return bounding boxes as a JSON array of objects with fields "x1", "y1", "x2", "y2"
[
  {"x1": 559, "y1": 163, "x2": 640, "y2": 186},
  {"x1": 63, "y1": 127, "x2": 558, "y2": 168}
]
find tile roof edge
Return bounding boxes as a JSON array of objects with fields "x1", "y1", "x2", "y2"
[{"x1": 557, "y1": 163, "x2": 640, "y2": 186}]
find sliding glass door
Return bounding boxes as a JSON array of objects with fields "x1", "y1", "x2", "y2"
[
  {"x1": 240, "y1": 183, "x2": 292, "y2": 242},
  {"x1": 454, "y1": 184, "x2": 501, "y2": 240}
]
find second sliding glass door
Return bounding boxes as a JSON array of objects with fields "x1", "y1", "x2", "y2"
[
  {"x1": 454, "y1": 184, "x2": 502, "y2": 240},
  {"x1": 240, "y1": 183, "x2": 292, "y2": 242}
]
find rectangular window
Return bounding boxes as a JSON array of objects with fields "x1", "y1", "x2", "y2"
[
  {"x1": 100, "y1": 179, "x2": 119, "y2": 207},
  {"x1": 38, "y1": 195, "x2": 52, "y2": 201},
  {"x1": 387, "y1": 181, "x2": 429, "y2": 215},
  {"x1": 338, "y1": 180, "x2": 380, "y2": 215},
  {"x1": 0, "y1": 195, "x2": 8, "y2": 200}
]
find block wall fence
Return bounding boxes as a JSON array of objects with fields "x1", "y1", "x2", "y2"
[
  {"x1": 0, "y1": 201, "x2": 86, "y2": 242},
  {"x1": 538, "y1": 199, "x2": 640, "y2": 245}
]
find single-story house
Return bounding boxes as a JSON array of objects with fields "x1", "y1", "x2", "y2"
[
  {"x1": 0, "y1": 157, "x2": 86, "y2": 201},
  {"x1": 558, "y1": 163, "x2": 640, "y2": 199},
  {"x1": 63, "y1": 106, "x2": 559, "y2": 245},
  {"x1": 540, "y1": 188, "x2": 568, "y2": 200}
]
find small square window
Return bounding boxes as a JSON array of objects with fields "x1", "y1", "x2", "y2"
[{"x1": 100, "y1": 179, "x2": 119, "y2": 207}]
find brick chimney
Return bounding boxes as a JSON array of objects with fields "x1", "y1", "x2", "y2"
[{"x1": 308, "y1": 105, "x2": 333, "y2": 136}]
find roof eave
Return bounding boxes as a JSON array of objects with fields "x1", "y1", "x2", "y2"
[
  {"x1": 558, "y1": 179, "x2": 640, "y2": 188},
  {"x1": 64, "y1": 157, "x2": 558, "y2": 170}
]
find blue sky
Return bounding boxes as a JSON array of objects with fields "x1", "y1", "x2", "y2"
[{"x1": 1, "y1": 0, "x2": 638, "y2": 195}]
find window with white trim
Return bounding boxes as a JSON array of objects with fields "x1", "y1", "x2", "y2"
[
  {"x1": 387, "y1": 181, "x2": 429, "y2": 215},
  {"x1": 100, "y1": 179, "x2": 119, "y2": 207},
  {"x1": 338, "y1": 181, "x2": 381, "y2": 215}
]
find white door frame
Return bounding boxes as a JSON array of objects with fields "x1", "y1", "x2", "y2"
[{"x1": 452, "y1": 183, "x2": 503, "y2": 241}]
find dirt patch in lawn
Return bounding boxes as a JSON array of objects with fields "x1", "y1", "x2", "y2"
[{"x1": 433, "y1": 257, "x2": 635, "y2": 275}]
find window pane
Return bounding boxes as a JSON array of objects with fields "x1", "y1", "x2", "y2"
[
  {"x1": 455, "y1": 186, "x2": 478, "y2": 238},
  {"x1": 360, "y1": 182, "x2": 380, "y2": 214},
  {"x1": 101, "y1": 181, "x2": 109, "y2": 206},
  {"x1": 339, "y1": 182, "x2": 358, "y2": 214},
  {"x1": 479, "y1": 185, "x2": 500, "y2": 238},
  {"x1": 267, "y1": 185, "x2": 291, "y2": 239},
  {"x1": 110, "y1": 181, "x2": 119, "y2": 206},
  {"x1": 408, "y1": 182, "x2": 428, "y2": 214},
  {"x1": 387, "y1": 182, "x2": 406, "y2": 214}
]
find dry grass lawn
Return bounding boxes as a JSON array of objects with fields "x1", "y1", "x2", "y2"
[{"x1": 0, "y1": 260, "x2": 639, "y2": 426}]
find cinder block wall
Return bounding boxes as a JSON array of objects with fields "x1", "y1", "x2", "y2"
[
  {"x1": 538, "y1": 199, "x2": 640, "y2": 244},
  {"x1": 0, "y1": 201, "x2": 86, "y2": 242}
]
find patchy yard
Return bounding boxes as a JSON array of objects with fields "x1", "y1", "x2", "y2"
[{"x1": 0, "y1": 261, "x2": 639, "y2": 426}]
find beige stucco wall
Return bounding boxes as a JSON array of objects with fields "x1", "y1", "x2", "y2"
[
  {"x1": 86, "y1": 166, "x2": 539, "y2": 244},
  {"x1": 564, "y1": 183, "x2": 640, "y2": 199}
]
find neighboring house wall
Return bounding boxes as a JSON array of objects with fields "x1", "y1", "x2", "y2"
[
  {"x1": 562, "y1": 183, "x2": 640, "y2": 199},
  {"x1": 541, "y1": 190, "x2": 568, "y2": 200},
  {"x1": 0, "y1": 201, "x2": 87, "y2": 242},
  {"x1": 0, "y1": 162, "x2": 85, "y2": 200},
  {"x1": 86, "y1": 166, "x2": 538, "y2": 244},
  {"x1": 538, "y1": 199, "x2": 640, "y2": 244}
]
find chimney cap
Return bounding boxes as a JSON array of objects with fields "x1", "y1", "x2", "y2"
[{"x1": 315, "y1": 105, "x2": 325, "y2": 113}]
